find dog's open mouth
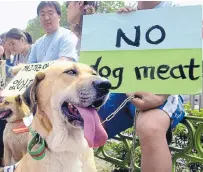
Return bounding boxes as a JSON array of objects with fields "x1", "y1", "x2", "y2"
[
  {"x1": 0, "y1": 109, "x2": 12, "y2": 120},
  {"x1": 61, "y1": 101, "x2": 108, "y2": 148},
  {"x1": 61, "y1": 102, "x2": 84, "y2": 127}
]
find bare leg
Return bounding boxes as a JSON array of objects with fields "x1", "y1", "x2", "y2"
[{"x1": 136, "y1": 109, "x2": 172, "y2": 172}]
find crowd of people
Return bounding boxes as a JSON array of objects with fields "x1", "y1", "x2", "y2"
[{"x1": 0, "y1": 1, "x2": 187, "y2": 172}]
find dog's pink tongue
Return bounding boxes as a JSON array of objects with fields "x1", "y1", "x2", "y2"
[
  {"x1": 0, "y1": 111, "x2": 7, "y2": 118},
  {"x1": 75, "y1": 106, "x2": 108, "y2": 148}
]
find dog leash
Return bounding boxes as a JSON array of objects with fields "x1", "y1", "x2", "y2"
[
  {"x1": 101, "y1": 94, "x2": 140, "y2": 172},
  {"x1": 101, "y1": 94, "x2": 139, "y2": 124},
  {"x1": 27, "y1": 127, "x2": 46, "y2": 160},
  {"x1": 24, "y1": 114, "x2": 46, "y2": 161}
]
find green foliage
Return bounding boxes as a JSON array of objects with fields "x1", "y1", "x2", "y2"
[
  {"x1": 97, "y1": 1, "x2": 125, "y2": 13},
  {"x1": 60, "y1": 2, "x2": 68, "y2": 29},
  {"x1": 26, "y1": 18, "x2": 45, "y2": 43},
  {"x1": 184, "y1": 103, "x2": 203, "y2": 117}
]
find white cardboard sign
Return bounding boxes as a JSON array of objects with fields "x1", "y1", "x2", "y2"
[
  {"x1": 1, "y1": 61, "x2": 55, "y2": 96},
  {"x1": 0, "y1": 60, "x2": 6, "y2": 90}
]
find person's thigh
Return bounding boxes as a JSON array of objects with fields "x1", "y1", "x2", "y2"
[{"x1": 136, "y1": 95, "x2": 186, "y2": 142}]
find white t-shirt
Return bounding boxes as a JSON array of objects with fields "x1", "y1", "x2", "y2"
[{"x1": 28, "y1": 27, "x2": 78, "y2": 63}]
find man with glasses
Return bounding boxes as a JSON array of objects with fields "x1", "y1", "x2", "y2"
[{"x1": 28, "y1": 1, "x2": 78, "y2": 63}]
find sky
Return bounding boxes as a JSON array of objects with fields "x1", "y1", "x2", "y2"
[
  {"x1": 0, "y1": 0, "x2": 63, "y2": 34},
  {"x1": 0, "y1": 0, "x2": 203, "y2": 34}
]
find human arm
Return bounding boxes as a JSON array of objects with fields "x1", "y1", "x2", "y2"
[
  {"x1": 27, "y1": 42, "x2": 37, "y2": 64},
  {"x1": 0, "y1": 46, "x2": 3, "y2": 60},
  {"x1": 126, "y1": 92, "x2": 169, "y2": 111},
  {"x1": 58, "y1": 32, "x2": 78, "y2": 62}
]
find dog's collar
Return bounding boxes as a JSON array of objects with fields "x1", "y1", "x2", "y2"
[
  {"x1": 27, "y1": 127, "x2": 46, "y2": 160},
  {"x1": 11, "y1": 119, "x2": 29, "y2": 134},
  {"x1": 12, "y1": 124, "x2": 29, "y2": 134},
  {"x1": 12, "y1": 119, "x2": 23, "y2": 123}
]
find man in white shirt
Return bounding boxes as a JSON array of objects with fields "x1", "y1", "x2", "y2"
[{"x1": 28, "y1": 1, "x2": 78, "y2": 63}]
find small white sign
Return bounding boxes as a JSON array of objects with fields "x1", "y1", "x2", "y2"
[
  {"x1": 1, "y1": 61, "x2": 55, "y2": 96},
  {"x1": 0, "y1": 60, "x2": 6, "y2": 90}
]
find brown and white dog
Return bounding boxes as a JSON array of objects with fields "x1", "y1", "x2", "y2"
[
  {"x1": 11, "y1": 61, "x2": 111, "y2": 172},
  {"x1": 0, "y1": 95, "x2": 30, "y2": 166}
]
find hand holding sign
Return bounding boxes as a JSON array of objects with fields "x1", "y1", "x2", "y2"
[
  {"x1": 126, "y1": 92, "x2": 168, "y2": 111},
  {"x1": 9, "y1": 63, "x2": 25, "y2": 76},
  {"x1": 117, "y1": 6, "x2": 136, "y2": 13},
  {"x1": 80, "y1": 6, "x2": 202, "y2": 94}
]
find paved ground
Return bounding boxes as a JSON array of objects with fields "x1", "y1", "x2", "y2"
[{"x1": 95, "y1": 157, "x2": 113, "y2": 172}]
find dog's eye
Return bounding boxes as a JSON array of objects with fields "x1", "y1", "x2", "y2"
[
  {"x1": 64, "y1": 69, "x2": 77, "y2": 76},
  {"x1": 4, "y1": 101, "x2": 9, "y2": 105},
  {"x1": 92, "y1": 72, "x2": 97, "y2": 76}
]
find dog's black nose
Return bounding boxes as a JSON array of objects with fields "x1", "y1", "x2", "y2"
[{"x1": 93, "y1": 80, "x2": 111, "y2": 93}]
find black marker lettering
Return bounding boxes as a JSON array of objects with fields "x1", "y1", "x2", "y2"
[
  {"x1": 170, "y1": 65, "x2": 186, "y2": 79},
  {"x1": 184, "y1": 58, "x2": 200, "y2": 80},
  {"x1": 99, "y1": 66, "x2": 111, "y2": 78},
  {"x1": 134, "y1": 66, "x2": 155, "y2": 80},
  {"x1": 112, "y1": 67, "x2": 124, "y2": 89},
  {"x1": 157, "y1": 65, "x2": 170, "y2": 80},
  {"x1": 91, "y1": 56, "x2": 102, "y2": 72},
  {"x1": 146, "y1": 25, "x2": 166, "y2": 45},
  {"x1": 115, "y1": 26, "x2": 140, "y2": 48}
]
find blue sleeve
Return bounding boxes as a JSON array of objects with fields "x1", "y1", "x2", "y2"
[
  {"x1": 59, "y1": 33, "x2": 78, "y2": 62},
  {"x1": 27, "y1": 43, "x2": 37, "y2": 64},
  {"x1": 98, "y1": 93, "x2": 136, "y2": 139},
  {"x1": 6, "y1": 59, "x2": 13, "y2": 66},
  {"x1": 6, "y1": 59, "x2": 14, "y2": 77}
]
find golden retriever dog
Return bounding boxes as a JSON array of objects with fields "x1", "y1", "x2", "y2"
[
  {"x1": 8, "y1": 61, "x2": 111, "y2": 172},
  {"x1": 0, "y1": 95, "x2": 30, "y2": 166}
]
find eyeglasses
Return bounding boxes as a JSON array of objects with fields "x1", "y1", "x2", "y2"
[{"x1": 39, "y1": 11, "x2": 55, "y2": 19}]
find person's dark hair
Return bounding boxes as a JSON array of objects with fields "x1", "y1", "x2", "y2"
[
  {"x1": 0, "y1": 32, "x2": 7, "y2": 45},
  {"x1": 5, "y1": 28, "x2": 33, "y2": 45},
  {"x1": 37, "y1": 1, "x2": 61, "y2": 16},
  {"x1": 23, "y1": 31, "x2": 33, "y2": 45}
]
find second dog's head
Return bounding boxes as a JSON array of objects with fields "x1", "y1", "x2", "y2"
[
  {"x1": 22, "y1": 61, "x2": 111, "y2": 153},
  {"x1": 0, "y1": 95, "x2": 29, "y2": 123}
]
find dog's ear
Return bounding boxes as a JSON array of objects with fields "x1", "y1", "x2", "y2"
[
  {"x1": 22, "y1": 72, "x2": 45, "y2": 113},
  {"x1": 15, "y1": 95, "x2": 22, "y2": 105}
]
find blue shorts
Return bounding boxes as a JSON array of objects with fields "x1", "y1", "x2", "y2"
[{"x1": 98, "y1": 93, "x2": 186, "y2": 139}]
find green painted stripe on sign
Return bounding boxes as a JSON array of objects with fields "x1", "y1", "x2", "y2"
[{"x1": 80, "y1": 48, "x2": 202, "y2": 94}]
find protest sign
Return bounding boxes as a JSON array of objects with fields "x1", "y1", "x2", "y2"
[
  {"x1": 1, "y1": 61, "x2": 55, "y2": 96},
  {"x1": 80, "y1": 5, "x2": 202, "y2": 94},
  {"x1": 0, "y1": 60, "x2": 6, "y2": 90}
]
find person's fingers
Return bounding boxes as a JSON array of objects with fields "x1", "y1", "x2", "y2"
[
  {"x1": 117, "y1": 7, "x2": 126, "y2": 13},
  {"x1": 126, "y1": 92, "x2": 134, "y2": 97},
  {"x1": 127, "y1": 7, "x2": 133, "y2": 12},
  {"x1": 117, "y1": 7, "x2": 131, "y2": 13},
  {"x1": 133, "y1": 91, "x2": 150, "y2": 98},
  {"x1": 130, "y1": 98, "x2": 145, "y2": 110}
]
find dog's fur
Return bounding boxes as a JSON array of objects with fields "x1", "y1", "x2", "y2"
[
  {"x1": 11, "y1": 61, "x2": 110, "y2": 172},
  {"x1": 0, "y1": 95, "x2": 30, "y2": 166}
]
